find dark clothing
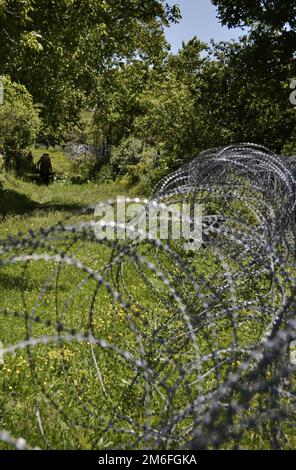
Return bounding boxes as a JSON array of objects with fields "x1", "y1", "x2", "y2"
[
  {"x1": 37, "y1": 155, "x2": 52, "y2": 185},
  {"x1": 27, "y1": 152, "x2": 33, "y2": 165},
  {"x1": 40, "y1": 173, "x2": 50, "y2": 185}
]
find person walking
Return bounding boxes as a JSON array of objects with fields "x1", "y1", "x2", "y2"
[{"x1": 37, "y1": 153, "x2": 53, "y2": 185}]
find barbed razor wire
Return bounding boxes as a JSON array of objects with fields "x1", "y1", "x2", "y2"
[{"x1": 0, "y1": 143, "x2": 295, "y2": 449}]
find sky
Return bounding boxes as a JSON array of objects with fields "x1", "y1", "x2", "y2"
[{"x1": 165, "y1": 0, "x2": 246, "y2": 53}]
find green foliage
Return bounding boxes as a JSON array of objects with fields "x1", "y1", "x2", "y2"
[
  {"x1": 195, "y1": 36, "x2": 296, "y2": 152},
  {"x1": 134, "y1": 73, "x2": 195, "y2": 155},
  {"x1": 1, "y1": 2, "x2": 296, "y2": 449},
  {"x1": 0, "y1": 1, "x2": 180, "y2": 141},
  {"x1": 212, "y1": 0, "x2": 296, "y2": 30},
  {"x1": 110, "y1": 136, "x2": 175, "y2": 192},
  {"x1": 92, "y1": 62, "x2": 149, "y2": 150},
  {"x1": 0, "y1": 76, "x2": 40, "y2": 155},
  {"x1": 211, "y1": 2, "x2": 296, "y2": 83},
  {"x1": 1, "y1": 0, "x2": 296, "y2": 182},
  {"x1": 0, "y1": 153, "x2": 4, "y2": 170},
  {"x1": 110, "y1": 137, "x2": 147, "y2": 176},
  {"x1": 110, "y1": 136, "x2": 159, "y2": 191},
  {"x1": 94, "y1": 164, "x2": 114, "y2": 184},
  {"x1": 71, "y1": 152, "x2": 98, "y2": 181},
  {"x1": 92, "y1": 39, "x2": 206, "y2": 165}
]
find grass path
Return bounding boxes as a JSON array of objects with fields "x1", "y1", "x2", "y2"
[
  {"x1": 0, "y1": 146, "x2": 138, "y2": 234},
  {"x1": 0, "y1": 149, "x2": 294, "y2": 449}
]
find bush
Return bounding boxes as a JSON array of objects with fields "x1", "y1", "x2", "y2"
[
  {"x1": 71, "y1": 152, "x2": 97, "y2": 180},
  {"x1": 0, "y1": 76, "x2": 41, "y2": 161},
  {"x1": 110, "y1": 136, "x2": 177, "y2": 193},
  {"x1": 110, "y1": 137, "x2": 145, "y2": 176},
  {"x1": 95, "y1": 164, "x2": 113, "y2": 183}
]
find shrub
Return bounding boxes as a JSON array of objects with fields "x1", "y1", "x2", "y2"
[
  {"x1": 0, "y1": 76, "x2": 41, "y2": 162},
  {"x1": 110, "y1": 137, "x2": 145, "y2": 177},
  {"x1": 71, "y1": 152, "x2": 97, "y2": 180},
  {"x1": 95, "y1": 164, "x2": 113, "y2": 183},
  {"x1": 110, "y1": 136, "x2": 177, "y2": 193}
]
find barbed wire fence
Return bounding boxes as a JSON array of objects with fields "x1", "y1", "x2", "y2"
[{"x1": 0, "y1": 144, "x2": 295, "y2": 449}]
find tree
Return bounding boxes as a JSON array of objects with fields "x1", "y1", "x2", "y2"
[
  {"x1": 212, "y1": 1, "x2": 296, "y2": 30},
  {"x1": 92, "y1": 60, "x2": 152, "y2": 153},
  {"x1": 92, "y1": 38, "x2": 206, "y2": 161},
  {"x1": 199, "y1": 2, "x2": 296, "y2": 153},
  {"x1": 0, "y1": 1, "x2": 181, "y2": 142},
  {"x1": 134, "y1": 72, "x2": 196, "y2": 156},
  {"x1": 0, "y1": 76, "x2": 40, "y2": 157},
  {"x1": 191, "y1": 38, "x2": 296, "y2": 153},
  {"x1": 211, "y1": 1, "x2": 296, "y2": 73}
]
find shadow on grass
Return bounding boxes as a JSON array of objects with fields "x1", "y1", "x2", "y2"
[
  {"x1": 0, "y1": 270, "x2": 73, "y2": 293},
  {"x1": 0, "y1": 271, "x2": 39, "y2": 291},
  {"x1": 38, "y1": 202, "x2": 86, "y2": 213},
  {"x1": 0, "y1": 187, "x2": 85, "y2": 217},
  {"x1": 0, "y1": 187, "x2": 39, "y2": 216}
]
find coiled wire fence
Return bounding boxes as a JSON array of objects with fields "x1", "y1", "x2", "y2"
[{"x1": 0, "y1": 144, "x2": 295, "y2": 450}]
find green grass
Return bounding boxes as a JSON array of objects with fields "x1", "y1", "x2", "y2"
[
  {"x1": 1, "y1": 149, "x2": 182, "y2": 449},
  {"x1": 0, "y1": 149, "x2": 295, "y2": 449},
  {"x1": 0, "y1": 165, "x2": 137, "y2": 225},
  {"x1": 31, "y1": 146, "x2": 75, "y2": 177}
]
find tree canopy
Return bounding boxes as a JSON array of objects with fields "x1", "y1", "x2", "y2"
[
  {"x1": 1, "y1": 0, "x2": 296, "y2": 181},
  {"x1": 212, "y1": 0, "x2": 296, "y2": 30},
  {"x1": 0, "y1": 75, "x2": 40, "y2": 155},
  {"x1": 0, "y1": 0, "x2": 180, "y2": 141}
]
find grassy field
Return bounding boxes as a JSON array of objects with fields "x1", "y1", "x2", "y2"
[
  {"x1": 0, "y1": 148, "x2": 150, "y2": 449},
  {"x1": 0, "y1": 148, "x2": 295, "y2": 450},
  {"x1": 1, "y1": 149, "x2": 190, "y2": 449}
]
